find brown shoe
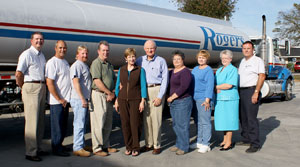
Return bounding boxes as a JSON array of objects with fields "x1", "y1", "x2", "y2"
[
  {"x1": 107, "y1": 147, "x2": 118, "y2": 153},
  {"x1": 140, "y1": 146, "x2": 153, "y2": 152},
  {"x1": 83, "y1": 146, "x2": 93, "y2": 152},
  {"x1": 73, "y1": 149, "x2": 91, "y2": 157},
  {"x1": 94, "y1": 150, "x2": 108, "y2": 157},
  {"x1": 169, "y1": 147, "x2": 179, "y2": 152},
  {"x1": 176, "y1": 149, "x2": 185, "y2": 155},
  {"x1": 152, "y1": 148, "x2": 161, "y2": 155}
]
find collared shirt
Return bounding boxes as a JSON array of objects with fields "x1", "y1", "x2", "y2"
[
  {"x1": 45, "y1": 56, "x2": 71, "y2": 104},
  {"x1": 136, "y1": 54, "x2": 168, "y2": 99},
  {"x1": 16, "y1": 46, "x2": 46, "y2": 82},
  {"x1": 238, "y1": 55, "x2": 265, "y2": 87},
  {"x1": 70, "y1": 60, "x2": 92, "y2": 100},
  {"x1": 215, "y1": 64, "x2": 239, "y2": 100},
  {"x1": 90, "y1": 57, "x2": 116, "y2": 92}
]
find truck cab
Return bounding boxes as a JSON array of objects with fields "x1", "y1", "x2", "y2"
[{"x1": 250, "y1": 36, "x2": 294, "y2": 100}]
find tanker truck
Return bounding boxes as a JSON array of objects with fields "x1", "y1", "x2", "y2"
[
  {"x1": 251, "y1": 16, "x2": 294, "y2": 101},
  {"x1": 0, "y1": 0, "x2": 293, "y2": 112}
]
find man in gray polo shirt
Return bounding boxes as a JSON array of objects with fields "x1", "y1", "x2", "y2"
[
  {"x1": 15, "y1": 32, "x2": 46, "y2": 162},
  {"x1": 90, "y1": 41, "x2": 118, "y2": 157},
  {"x1": 70, "y1": 45, "x2": 92, "y2": 157}
]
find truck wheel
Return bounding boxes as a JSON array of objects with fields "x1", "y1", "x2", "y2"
[{"x1": 281, "y1": 79, "x2": 293, "y2": 101}]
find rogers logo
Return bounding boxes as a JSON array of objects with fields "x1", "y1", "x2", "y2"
[{"x1": 200, "y1": 26, "x2": 244, "y2": 51}]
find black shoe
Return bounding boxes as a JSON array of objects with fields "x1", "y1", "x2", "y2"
[
  {"x1": 246, "y1": 146, "x2": 260, "y2": 153},
  {"x1": 140, "y1": 146, "x2": 153, "y2": 152},
  {"x1": 62, "y1": 146, "x2": 72, "y2": 152},
  {"x1": 235, "y1": 141, "x2": 251, "y2": 146},
  {"x1": 220, "y1": 144, "x2": 233, "y2": 151},
  {"x1": 37, "y1": 151, "x2": 49, "y2": 156},
  {"x1": 25, "y1": 155, "x2": 42, "y2": 162},
  {"x1": 53, "y1": 151, "x2": 70, "y2": 157}
]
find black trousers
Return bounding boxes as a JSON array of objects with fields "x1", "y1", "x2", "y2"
[
  {"x1": 239, "y1": 87, "x2": 261, "y2": 148},
  {"x1": 118, "y1": 99, "x2": 143, "y2": 151}
]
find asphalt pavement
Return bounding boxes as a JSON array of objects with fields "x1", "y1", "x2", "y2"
[{"x1": 0, "y1": 82, "x2": 300, "y2": 167}]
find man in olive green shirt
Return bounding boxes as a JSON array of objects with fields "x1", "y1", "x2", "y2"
[{"x1": 90, "y1": 41, "x2": 117, "y2": 157}]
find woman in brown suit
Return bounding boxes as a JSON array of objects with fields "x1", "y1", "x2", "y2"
[{"x1": 114, "y1": 48, "x2": 147, "y2": 156}]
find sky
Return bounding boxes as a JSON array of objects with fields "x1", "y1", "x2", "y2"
[{"x1": 123, "y1": 0, "x2": 298, "y2": 39}]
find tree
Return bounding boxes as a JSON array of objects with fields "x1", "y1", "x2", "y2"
[
  {"x1": 171, "y1": 0, "x2": 238, "y2": 20},
  {"x1": 273, "y1": 3, "x2": 300, "y2": 45}
]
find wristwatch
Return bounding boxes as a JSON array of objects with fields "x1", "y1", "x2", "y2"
[{"x1": 254, "y1": 90, "x2": 259, "y2": 93}]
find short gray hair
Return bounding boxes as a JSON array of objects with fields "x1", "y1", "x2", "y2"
[
  {"x1": 144, "y1": 40, "x2": 157, "y2": 48},
  {"x1": 220, "y1": 50, "x2": 233, "y2": 59}
]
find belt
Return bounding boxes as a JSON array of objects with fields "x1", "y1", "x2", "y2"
[
  {"x1": 25, "y1": 81, "x2": 45, "y2": 84},
  {"x1": 92, "y1": 89, "x2": 104, "y2": 93},
  {"x1": 147, "y1": 84, "x2": 161, "y2": 87},
  {"x1": 239, "y1": 86, "x2": 256, "y2": 89}
]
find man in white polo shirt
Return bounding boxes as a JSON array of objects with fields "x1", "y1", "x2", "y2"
[
  {"x1": 237, "y1": 41, "x2": 266, "y2": 153},
  {"x1": 45, "y1": 40, "x2": 71, "y2": 157},
  {"x1": 15, "y1": 32, "x2": 47, "y2": 161}
]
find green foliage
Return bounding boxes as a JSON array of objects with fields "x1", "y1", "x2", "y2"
[
  {"x1": 273, "y1": 3, "x2": 300, "y2": 45},
  {"x1": 171, "y1": 0, "x2": 238, "y2": 20},
  {"x1": 287, "y1": 63, "x2": 294, "y2": 72}
]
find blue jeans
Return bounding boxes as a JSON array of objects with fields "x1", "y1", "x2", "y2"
[
  {"x1": 195, "y1": 99, "x2": 212, "y2": 146},
  {"x1": 50, "y1": 104, "x2": 69, "y2": 153},
  {"x1": 170, "y1": 96, "x2": 193, "y2": 152},
  {"x1": 70, "y1": 98, "x2": 88, "y2": 151}
]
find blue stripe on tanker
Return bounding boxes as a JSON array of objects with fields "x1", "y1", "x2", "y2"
[
  {"x1": 0, "y1": 28, "x2": 199, "y2": 49},
  {"x1": 0, "y1": 28, "x2": 243, "y2": 52}
]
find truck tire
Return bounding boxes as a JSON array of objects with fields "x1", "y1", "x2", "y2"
[{"x1": 281, "y1": 79, "x2": 293, "y2": 101}]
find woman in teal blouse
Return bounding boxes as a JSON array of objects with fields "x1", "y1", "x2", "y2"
[
  {"x1": 214, "y1": 50, "x2": 239, "y2": 151},
  {"x1": 114, "y1": 48, "x2": 147, "y2": 156}
]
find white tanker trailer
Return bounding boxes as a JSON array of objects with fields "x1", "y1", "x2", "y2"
[
  {"x1": 0, "y1": 0, "x2": 248, "y2": 111},
  {"x1": 0, "y1": 0, "x2": 250, "y2": 110},
  {"x1": 0, "y1": 0, "x2": 248, "y2": 67}
]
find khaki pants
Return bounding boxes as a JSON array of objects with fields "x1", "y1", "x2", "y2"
[
  {"x1": 143, "y1": 86, "x2": 165, "y2": 149},
  {"x1": 90, "y1": 90, "x2": 113, "y2": 153},
  {"x1": 22, "y1": 83, "x2": 46, "y2": 156}
]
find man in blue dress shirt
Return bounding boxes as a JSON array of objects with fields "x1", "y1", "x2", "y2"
[{"x1": 136, "y1": 40, "x2": 168, "y2": 155}]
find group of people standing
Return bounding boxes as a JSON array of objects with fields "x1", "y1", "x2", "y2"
[
  {"x1": 167, "y1": 41, "x2": 265, "y2": 155},
  {"x1": 15, "y1": 32, "x2": 265, "y2": 162}
]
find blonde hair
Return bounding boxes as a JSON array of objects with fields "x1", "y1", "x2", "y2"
[
  {"x1": 76, "y1": 45, "x2": 88, "y2": 55},
  {"x1": 196, "y1": 50, "x2": 210, "y2": 60},
  {"x1": 124, "y1": 48, "x2": 136, "y2": 58}
]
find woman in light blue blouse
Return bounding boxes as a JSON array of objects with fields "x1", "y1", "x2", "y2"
[
  {"x1": 191, "y1": 50, "x2": 214, "y2": 153},
  {"x1": 214, "y1": 50, "x2": 239, "y2": 151},
  {"x1": 114, "y1": 48, "x2": 147, "y2": 156}
]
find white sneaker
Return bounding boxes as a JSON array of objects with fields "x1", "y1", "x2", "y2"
[
  {"x1": 190, "y1": 143, "x2": 202, "y2": 149},
  {"x1": 198, "y1": 145, "x2": 211, "y2": 153}
]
